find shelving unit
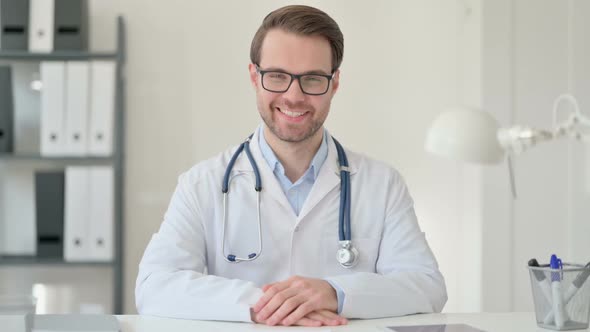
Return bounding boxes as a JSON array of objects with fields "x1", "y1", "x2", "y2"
[
  {"x1": 0, "y1": 155, "x2": 114, "y2": 162},
  {"x1": 0, "y1": 52, "x2": 118, "y2": 61},
  {"x1": 0, "y1": 16, "x2": 125, "y2": 314},
  {"x1": 0, "y1": 256, "x2": 113, "y2": 266}
]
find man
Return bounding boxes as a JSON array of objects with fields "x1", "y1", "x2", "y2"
[{"x1": 136, "y1": 5, "x2": 447, "y2": 327}]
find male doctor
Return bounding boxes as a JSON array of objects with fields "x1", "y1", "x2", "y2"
[{"x1": 136, "y1": 5, "x2": 447, "y2": 327}]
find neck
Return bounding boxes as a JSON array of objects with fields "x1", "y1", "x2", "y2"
[{"x1": 264, "y1": 127, "x2": 324, "y2": 183}]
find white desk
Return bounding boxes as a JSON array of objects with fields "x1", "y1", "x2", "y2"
[
  {"x1": 2, "y1": 313, "x2": 589, "y2": 331},
  {"x1": 116, "y1": 313, "x2": 590, "y2": 332}
]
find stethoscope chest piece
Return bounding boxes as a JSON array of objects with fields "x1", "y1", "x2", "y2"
[{"x1": 337, "y1": 240, "x2": 359, "y2": 268}]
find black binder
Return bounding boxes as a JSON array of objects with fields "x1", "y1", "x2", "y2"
[
  {"x1": 0, "y1": 65, "x2": 13, "y2": 153},
  {"x1": 53, "y1": 0, "x2": 88, "y2": 51},
  {"x1": 35, "y1": 171, "x2": 65, "y2": 258},
  {"x1": 0, "y1": 0, "x2": 29, "y2": 50}
]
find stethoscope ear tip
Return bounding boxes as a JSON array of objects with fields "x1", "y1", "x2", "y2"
[{"x1": 227, "y1": 253, "x2": 257, "y2": 262}]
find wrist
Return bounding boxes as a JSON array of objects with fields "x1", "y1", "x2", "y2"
[
  {"x1": 324, "y1": 279, "x2": 344, "y2": 314},
  {"x1": 323, "y1": 280, "x2": 338, "y2": 311}
]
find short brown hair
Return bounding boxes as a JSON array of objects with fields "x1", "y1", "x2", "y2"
[{"x1": 250, "y1": 5, "x2": 344, "y2": 72}]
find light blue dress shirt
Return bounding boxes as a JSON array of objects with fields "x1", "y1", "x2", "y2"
[
  {"x1": 258, "y1": 127, "x2": 328, "y2": 216},
  {"x1": 258, "y1": 126, "x2": 345, "y2": 314}
]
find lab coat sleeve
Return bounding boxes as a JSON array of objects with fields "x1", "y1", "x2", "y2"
[
  {"x1": 325, "y1": 175, "x2": 448, "y2": 319},
  {"x1": 135, "y1": 173, "x2": 263, "y2": 322}
]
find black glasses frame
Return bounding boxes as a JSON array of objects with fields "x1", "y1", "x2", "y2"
[{"x1": 256, "y1": 65, "x2": 334, "y2": 96}]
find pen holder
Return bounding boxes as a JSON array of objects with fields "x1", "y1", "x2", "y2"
[{"x1": 528, "y1": 263, "x2": 590, "y2": 330}]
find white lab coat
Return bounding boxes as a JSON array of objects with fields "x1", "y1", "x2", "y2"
[{"x1": 135, "y1": 128, "x2": 447, "y2": 322}]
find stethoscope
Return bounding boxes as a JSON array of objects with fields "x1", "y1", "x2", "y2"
[{"x1": 221, "y1": 135, "x2": 359, "y2": 269}]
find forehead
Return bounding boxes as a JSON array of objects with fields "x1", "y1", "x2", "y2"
[{"x1": 259, "y1": 29, "x2": 332, "y2": 73}]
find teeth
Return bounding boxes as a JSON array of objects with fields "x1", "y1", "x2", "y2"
[{"x1": 278, "y1": 108, "x2": 305, "y2": 117}]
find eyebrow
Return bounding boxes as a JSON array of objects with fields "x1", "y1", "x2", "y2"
[{"x1": 261, "y1": 66, "x2": 332, "y2": 76}]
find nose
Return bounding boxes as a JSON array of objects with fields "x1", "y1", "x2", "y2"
[{"x1": 281, "y1": 77, "x2": 306, "y2": 102}]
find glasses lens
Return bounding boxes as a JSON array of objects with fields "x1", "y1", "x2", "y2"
[
  {"x1": 262, "y1": 72, "x2": 291, "y2": 92},
  {"x1": 300, "y1": 75, "x2": 330, "y2": 95},
  {"x1": 261, "y1": 71, "x2": 331, "y2": 95}
]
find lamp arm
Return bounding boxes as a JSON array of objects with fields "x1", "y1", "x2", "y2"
[
  {"x1": 498, "y1": 94, "x2": 590, "y2": 154},
  {"x1": 563, "y1": 112, "x2": 590, "y2": 143},
  {"x1": 497, "y1": 126, "x2": 554, "y2": 154},
  {"x1": 552, "y1": 94, "x2": 590, "y2": 142}
]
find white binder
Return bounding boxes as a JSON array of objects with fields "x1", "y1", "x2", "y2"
[
  {"x1": 64, "y1": 166, "x2": 90, "y2": 261},
  {"x1": 0, "y1": 164, "x2": 37, "y2": 255},
  {"x1": 88, "y1": 166, "x2": 114, "y2": 261},
  {"x1": 89, "y1": 61, "x2": 116, "y2": 156},
  {"x1": 28, "y1": 0, "x2": 55, "y2": 52},
  {"x1": 40, "y1": 61, "x2": 66, "y2": 156},
  {"x1": 64, "y1": 166, "x2": 114, "y2": 262},
  {"x1": 64, "y1": 61, "x2": 89, "y2": 156}
]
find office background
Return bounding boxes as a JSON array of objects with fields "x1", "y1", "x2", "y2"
[{"x1": 1, "y1": 0, "x2": 589, "y2": 315}]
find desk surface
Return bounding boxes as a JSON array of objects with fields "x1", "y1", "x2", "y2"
[
  {"x1": 115, "y1": 313, "x2": 590, "y2": 332},
  {"x1": 2, "y1": 312, "x2": 589, "y2": 331}
]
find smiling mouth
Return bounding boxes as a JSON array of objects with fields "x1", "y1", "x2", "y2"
[{"x1": 276, "y1": 107, "x2": 307, "y2": 118}]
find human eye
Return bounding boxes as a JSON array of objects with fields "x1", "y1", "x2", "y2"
[
  {"x1": 302, "y1": 75, "x2": 324, "y2": 84},
  {"x1": 267, "y1": 72, "x2": 289, "y2": 81}
]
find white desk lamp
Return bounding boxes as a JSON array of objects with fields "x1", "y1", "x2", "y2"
[{"x1": 425, "y1": 94, "x2": 590, "y2": 195}]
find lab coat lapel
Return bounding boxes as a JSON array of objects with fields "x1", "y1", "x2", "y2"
[
  {"x1": 297, "y1": 134, "x2": 358, "y2": 221},
  {"x1": 231, "y1": 128, "x2": 295, "y2": 217}
]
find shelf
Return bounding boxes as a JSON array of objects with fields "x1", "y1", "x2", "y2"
[
  {"x1": 0, "y1": 51, "x2": 118, "y2": 61},
  {"x1": 0, "y1": 256, "x2": 114, "y2": 266},
  {"x1": 0, "y1": 15, "x2": 126, "y2": 314},
  {"x1": 0, "y1": 154, "x2": 114, "y2": 163}
]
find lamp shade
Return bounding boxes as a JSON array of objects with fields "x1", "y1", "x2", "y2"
[{"x1": 425, "y1": 106, "x2": 505, "y2": 164}]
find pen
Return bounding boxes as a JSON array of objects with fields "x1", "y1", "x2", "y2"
[
  {"x1": 543, "y1": 261, "x2": 590, "y2": 324},
  {"x1": 549, "y1": 254, "x2": 567, "y2": 328},
  {"x1": 528, "y1": 258, "x2": 553, "y2": 306}
]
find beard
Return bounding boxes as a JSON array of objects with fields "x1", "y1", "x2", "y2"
[{"x1": 259, "y1": 99, "x2": 328, "y2": 143}]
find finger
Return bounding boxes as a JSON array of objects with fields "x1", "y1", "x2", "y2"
[
  {"x1": 252, "y1": 282, "x2": 290, "y2": 313},
  {"x1": 315, "y1": 309, "x2": 348, "y2": 325},
  {"x1": 290, "y1": 317, "x2": 322, "y2": 327},
  {"x1": 302, "y1": 311, "x2": 342, "y2": 326},
  {"x1": 308, "y1": 310, "x2": 348, "y2": 326},
  {"x1": 266, "y1": 294, "x2": 306, "y2": 326},
  {"x1": 280, "y1": 300, "x2": 316, "y2": 326},
  {"x1": 250, "y1": 308, "x2": 262, "y2": 324},
  {"x1": 256, "y1": 287, "x2": 299, "y2": 321},
  {"x1": 261, "y1": 283, "x2": 274, "y2": 292}
]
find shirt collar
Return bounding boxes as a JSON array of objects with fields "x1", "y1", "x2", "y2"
[{"x1": 258, "y1": 125, "x2": 329, "y2": 181}]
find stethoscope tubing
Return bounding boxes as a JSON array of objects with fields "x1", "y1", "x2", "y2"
[
  {"x1": 221, "y1": 134, "x2": 354, "y2": 265},
  {"x1": 333, "y1": 138, "x2": 351, "y2": 242},
  {"x1": 221, "y1": 135, "x2": 262, "y2": 263}
]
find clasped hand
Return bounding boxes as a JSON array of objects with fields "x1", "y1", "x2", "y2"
[{"x1": 251, "y1": 276, "x2": 348, "y2": 327}]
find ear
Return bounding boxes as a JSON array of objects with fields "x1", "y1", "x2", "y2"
[
  {"x1": 330, "y1": 69, "x2": 340, "y2": 97},
  {"x1": 248, "y1": 63, "x2": 258, "y2": 89}
]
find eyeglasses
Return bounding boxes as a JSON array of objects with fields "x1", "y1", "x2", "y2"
[{"x1": 256, "y1": 65, "x2": 334, "y2": 96}]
